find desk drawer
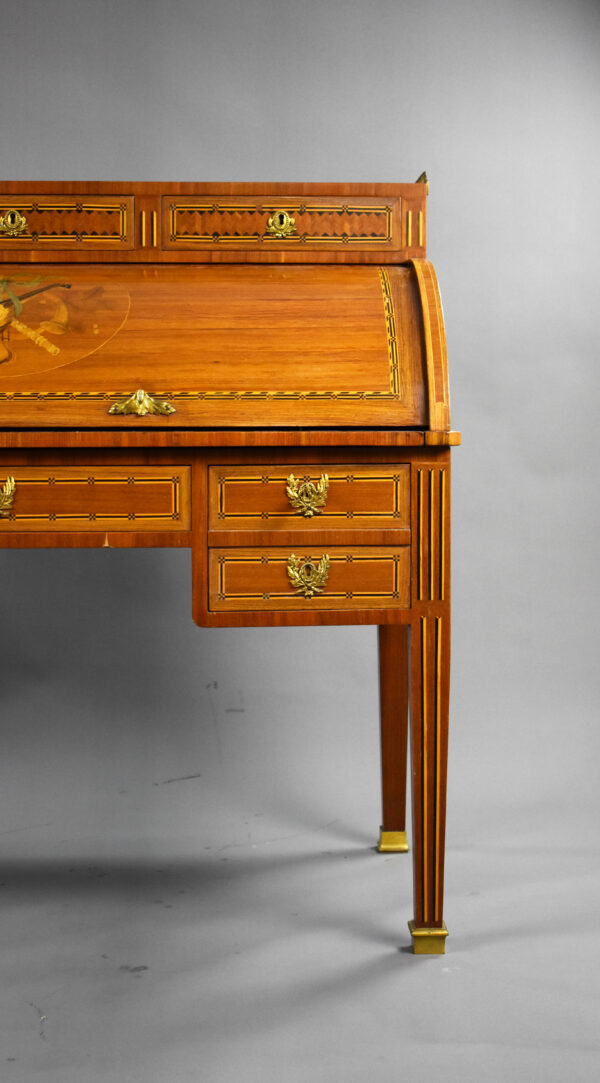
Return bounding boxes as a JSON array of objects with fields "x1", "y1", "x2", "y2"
[
  {"x1": 0, "y1": 195, "x2": 135, "y2": 250},
  {"x1": 209, "y1": 546, "x2": 410, "y2": 612},
  {"x1": 162, "y1": 195, "x2": 402, "y2": 253},
  {"x1": 209, "y1": 464, "x2": 410, "y2": 532},
  {"x1": 0, "y1": 466, "x2": 191, "y2": 531}
]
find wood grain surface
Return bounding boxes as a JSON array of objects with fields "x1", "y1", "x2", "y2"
[{"x1": 0, "y1": 262, "x2": 431, "y2": 429}]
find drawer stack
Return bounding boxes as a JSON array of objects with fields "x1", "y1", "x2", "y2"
[{"x1": 207, "y1": 463, "x2": 411, "y2": 614}]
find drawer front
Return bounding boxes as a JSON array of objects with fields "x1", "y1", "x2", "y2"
[
  {"x1": 0, "y1": 466, "x2": 191, "y2": 531},
  {"x1": 162, "y1": 195, "x2": 402, "y2": 253},
  {"x1": 209, "y1": 546, "x2": 410, "y2": 612},
  {"x1": 0, "y1": 195, "x2": 135, "y2": 250},
  {"x1": 209, "y1": 465, "x2": 410, "y2": 532}
]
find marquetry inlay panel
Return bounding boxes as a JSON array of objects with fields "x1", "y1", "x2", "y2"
[
  {"x1": 162, "y1": 196, "x2": 401, "y2": 251},
  {"x1": 0, "y1": 196, "x2": 135, "y2": 249}
]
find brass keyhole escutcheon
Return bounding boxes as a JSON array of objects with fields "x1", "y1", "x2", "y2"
[
  {"x1": 286, "y1": 473, "x2": 329, "y2": 517},
  {"x1": 287, "y1": 553, "x2": 330, "y2": 598},
  {"x1": 0, "y1": 209, "x2": 28, "y2": 237},
  {"x1": 266, "y1": 209, "x2": 296, "y2": 239}
]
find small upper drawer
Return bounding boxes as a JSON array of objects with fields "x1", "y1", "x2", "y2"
[
  {"x1": 162, "y1": 195, "x2": 403, "y2": 253},
  {"x1": 208, "y1": 464, "x2": 410, "y2": 532},
  {"x1": 0, "y1": 195, "x2": 135, "y2": 250},
  {"x1": 0, "y1": 466, "x2": 190, "y2": 531}
]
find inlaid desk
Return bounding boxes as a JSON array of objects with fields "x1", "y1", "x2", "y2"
[{"x1": 0, "y1": 180, "x2": 459, "y2": 953}]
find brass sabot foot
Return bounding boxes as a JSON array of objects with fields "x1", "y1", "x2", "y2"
[
  {"x1": 408, "y1": 920, "x2": 449, "y2": 955},
  {"x1": 377, "y1": 829, "x2": 409, "y2": 853}
]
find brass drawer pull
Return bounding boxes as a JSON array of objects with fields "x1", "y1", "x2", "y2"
[
  {"x1": 287, "y1": 553, "x2": 330, "y2": 598},
  {"x1": 0, "y1": 209, "x2": 28, "y2": 237},
  {"x1": 286, "y1": 473, "x2": 329, "y2": 517},
  {"x1": 266, "y1": 209, "x2": 296, "y2": 238},
  {"x1": 0, "y1": 475, "x2": 16, "y2": 516},
  {"x1": 108, "y1": 389, "x2": 176, "y2": 416}
]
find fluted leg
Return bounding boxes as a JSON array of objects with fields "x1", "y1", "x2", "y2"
[{"x1": 408, "y1": 613, "x2": 450, "y2": 953}]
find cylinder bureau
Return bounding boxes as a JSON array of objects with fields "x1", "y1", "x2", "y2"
[{"x1": 0, "y1": 179, "x2": 460, "y2": 954}]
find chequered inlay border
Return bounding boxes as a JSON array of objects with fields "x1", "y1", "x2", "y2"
[
  {"x1": 216, "y1": 468, "x2": 408, "y2": 522},
  {"x1": 0, "y1": 474, "x2": 181, "y2": 524},
  {"x1": 0, "y1": 202, "x2": 129, "y2": 243},
  {"x1": 168, "y1": 202, "x2": 393, "y2": 246},
  {"x1": 216, "y1": 551, "x2": 407, "y2": 602}
]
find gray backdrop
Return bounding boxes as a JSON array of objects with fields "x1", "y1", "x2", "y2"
[{"x1": 0, "y1": 2, "x2": 599, "y2": 1080}]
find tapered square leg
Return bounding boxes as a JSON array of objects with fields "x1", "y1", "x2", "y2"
[
  {"x1": 377, "y1": 624, "x2": 410, "y2": 853},
  {"x1": 409, "y1": 613, "x2": 450, "y2": 952}
]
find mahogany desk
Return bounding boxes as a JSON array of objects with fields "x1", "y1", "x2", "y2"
[{"x1": 0, "y1": 180, "x2": 459, "y2": 954}]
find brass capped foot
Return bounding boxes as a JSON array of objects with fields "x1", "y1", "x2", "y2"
[
  {"x1": 408, "y1": 920, "x2": 449, "y2": 955},
  {"x1": 377, "y1": 829, "x2": 409, "y2": 853}
]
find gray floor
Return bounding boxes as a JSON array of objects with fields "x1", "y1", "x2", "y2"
[
  {"x1": 1, "y1": 798, "x2": 598, "y2": 1081},
  {"x1": 1, "y1": 552, "x2": 598, "y2": 1082},
  {"x1": 3, "y1": 411, "x2": 597, "y2": 1077}
]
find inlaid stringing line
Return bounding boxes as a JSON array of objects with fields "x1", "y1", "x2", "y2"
[
  {"x1": 434, "y1": 616, "x2": 442, "y2": 922},
  {"x1": 171, "y1": 203, "x2": 393, "y2": 244},
  {"x1": 421, "y1": 616, "x2": 429, "y2": 923},
  {"x1": 377, "y1": 268, "x2": 401, "y2": 396},
  {"x1": 0, "y1": 270, "x2": 402, "y2": 402},
  {"x1": 216, "y1": 552, "x2": 404, "y2": 602},
  {"x1": 417, "y1": 470, "x2": 423, "y2": 600},
  {"x1": 439, "y1": 470, "x2": 445, "y2": 601},
  {"x1": 428, "y1": 469, "x2": 434, "y2": 602}
]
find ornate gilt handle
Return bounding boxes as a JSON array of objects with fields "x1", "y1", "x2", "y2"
[
  {"x1": 108, "y1": 389, "x2": 176, "y2": 416},
  {"x1": 0, "y1": 209, "x2": 28, "y2": 237},
  {"x1": 286, "y1": 473, "x2": 329, "y2": 518},
  {"x1": 287, "y1": 553, "x2": 330, "y2": 599},
  {"x1": 0, "y1": 476, "x2": 16, "y2": 517}
]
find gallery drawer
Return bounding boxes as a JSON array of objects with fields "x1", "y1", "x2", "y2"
[
  {"x1": 162, "y1": 195, "x2": 404, "y2": 253},
  {"x1": 208, "y1": 546, "x2": 410, "y2": 612},
  {"x1": 0, "y1": 195, "x2": 136, "y2": 250},
  {"x1": 208, "y1": 464, "x2": 410, "y2": 532},
  {"x1": 0, "y1": 466, "x2": 191, "y2": 531}
]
